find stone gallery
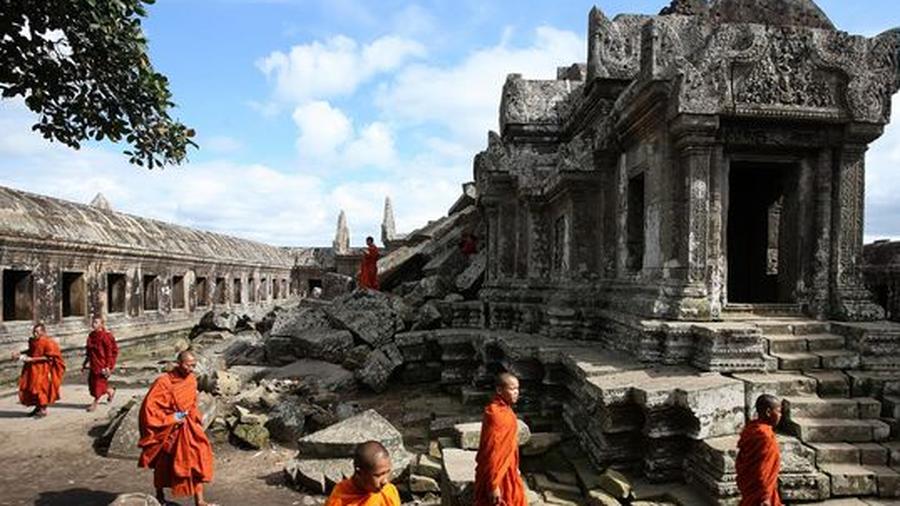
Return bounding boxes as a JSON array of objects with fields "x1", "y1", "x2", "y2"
[{"x1": 5, "y1": 0, "x2": 900, "y2": 505}]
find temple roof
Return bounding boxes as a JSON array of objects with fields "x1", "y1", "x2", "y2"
[
  {"x1": 708, "y1": 0, "x2": 835, "y2": 30},
  {"x1": 0, "y1": 185, "x2": 294, "y2": 268}
]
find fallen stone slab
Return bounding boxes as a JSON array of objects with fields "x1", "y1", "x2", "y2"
[
  {"x1": 264, "y1": 359, "x2": 355, "y2": 392},
  {"x1": 271, "y1": 329, "x2": 354, "y2": 364},
  {"x1": 440, "y1": 448, "x2": 477, "y2": 506},
  {"x1": 232, "y1": 422, "x2": 270, "y2": 449},
  {"x1": 410, "y1": 473, "x2": 441, "y2": 493},
  {"x1": 453, "y1": 419, "x2": 531, "y2": 450},
  {"x1": 266, "y1": 401, "x2": 313, "y2": 444},
  {"x1": 325, "y1": 291, "x2": 408, "y2": 348},
  {"x1": 269, "y1": 306, "x2": 333, "y2": 338},
  {"x1": 355, "y1": 344, "x2": 404, "y2": 392},
  {"x1": 198, "y1": 310, "x2": 240, "y2": 333},
  {"x1": 285, "y1": 451, "x2": 413, "y2": 495},
  {"x1": 297, "y1": 409, "x2": 405, "y2": 458}
]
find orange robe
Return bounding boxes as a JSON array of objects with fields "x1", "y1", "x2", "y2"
[
  {"x1": 359, "y1": 244, "x2": 380, "y2": 290},
  {"x1": 86, "y1": 329, "x2": 118, "y2": 398},
  {"x1": 474, "y1": 396, "x2": 526, "y2": 506},
  {"x1": 138, "y1": 371, "x2": 214, "y2": 497},
  {"x1": 18, "y1": 336, "x2": 66, "y2": 407},
  {"x1": 325, "y1": 478, "x2": 400, "y2": 506},
  {"x1": 736, "y1": 420, "x2": 782, "y2": 506}
]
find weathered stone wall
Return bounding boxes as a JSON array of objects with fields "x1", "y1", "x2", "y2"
[{"x1": 0, "y1": 185, "x2": 296, "y2": 362}]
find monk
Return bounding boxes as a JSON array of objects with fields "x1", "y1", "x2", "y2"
[
  {"x1": 138, "y1": 350, "x2": 217, "y2": 506},
  {"x1": 736, "y1": 394, "x2": 784, "y2": 506},
  {"x1": 13, "y1": 323, "x2": 66, "y2": 418},
  {"x1": 359, "y1": 236, "x2": 380, "y2": 291},
  {"x1": 325, "y1": 440, "x2": 401, "y2": 506},
  {"x1": 83, "y1": 316, "x2": 118, "y2": 412},
  {"x1": 475, "y1": 372, "x2": 526, "y2": 506}
]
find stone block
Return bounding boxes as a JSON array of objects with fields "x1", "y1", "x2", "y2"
[
  {"x1": 453, "y1": 419, "x2": 531, "y2": 450},
  {"x1": 414, "y1": 454, "x2": 443, "y2": 480},
  {"x1": 586, "y1": 489, "x2": 622, "y2": 506},
  {"x1": 109, "y1": 493, "x2": 162, "y2": 506},
  {"x1": 296, "y1": 409, "x2": 404, "y2": 458},
  {"x1": 597, "y1": 469, "x2": 631, "y2": 499},
  {"x1": 522, "y1": 432, "x2": 564, "y2": 456},
  {"x1": 355, "y1": 344, "x2": 404, "y2": 393},
  {"x1": 777, "y1": 472, "x2": 830, "y2": 502},
  {"x1": 265, "y1": 359, "x2": 355, "y2": 392},
  {"x1": 822, "y1": 464, "x2": 878, "y2": 496},
  {"x1": 440, "y1": 448, "x2": 476, "y2": 506},
  {"x1": 410, "y1": 474, "x2": 441, "y2": 493},
  {"x1": 232, "y1": 422, "x2": 270, "y2": 449},
  {"x1": 326, "y1": 291, "x2": 406, "y2": 348}
]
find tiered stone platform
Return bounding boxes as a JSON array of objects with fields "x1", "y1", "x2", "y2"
[{"x1": 394, "y1": 318, "x2": 900, "y2": 504}]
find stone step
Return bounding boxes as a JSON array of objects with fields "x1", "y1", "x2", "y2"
[
  {"x1": 805, "y1": 371, "x2": 852, "y2": 398},
  {"x1": 774, "y1": 352, "x2": 821, "y2": 370},
  {"x1": 766, "y1": 334, "x2": 845, "y2": 354},
  {"x1": 785, "y1": 418, "x2": 891, "y2": 443},
  {"x1": 784, "y1": 396, "x2": 881, "y2": 420},
  {"x1": 753, "y1": 319, "x2": 830, "y2": 335},
  {"x1": 809, "y1": 442, "x2": 891, "y2": 465},
  {"x1": 820, "y1": 464, "x2": 900, "y2": 498},
  {"x1": 816, "y1": 350, "x2": 861, "y2": 370}
]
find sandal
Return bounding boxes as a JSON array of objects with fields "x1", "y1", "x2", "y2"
[
  {"x1": 107, "y1": 388, "x2": 116, "y2": 403},
  {"x1": 34, "y1": 410, "x2": 47, "y2": 419}
]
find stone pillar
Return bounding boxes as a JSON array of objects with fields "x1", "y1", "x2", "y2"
[
  {"x1": 831, "y1": 141, "x2": 884, "y2": 320},
  {"x1": 483, "y1": 203, "x2": 500, "y2": 283},
  {"x1": 707, "y1": 145, "x2": 725, "y2": 319},
  {"x1": 525, "y1": 198, "x2": 548, "y2": 279},
  {"x1": 594, "y1": 145, "x2": 618, "y2": 278},
  {"x1": 810, "y1": 149, "x2": 833, "y2": 319}
]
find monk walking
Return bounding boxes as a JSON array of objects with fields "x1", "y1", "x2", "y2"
[
  {"x1": 359, "y1": 236, "x2": 380, "y2": 291},
  {"x1": 475, "y1": 372, "x2": 526, "y2": 506},
  {"x1": 83, "y1": 316, "x2": 118, "y2": 412},
  {"x1": 13, "y1": 323, "x2": 66, "y2": 418},
  {"x1": 138, "y1": 350, "x2": 217, "y2": 506},
  {"x1": 736, "y1": 394, "x2": 783, "y2": 506},
  {"x1": 325, "y1": 440, "x2": 400, "y2": 506}
]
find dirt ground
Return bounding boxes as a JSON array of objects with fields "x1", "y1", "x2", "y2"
[{"x1": 0, "y1": 383, "x2": 315, "y2": 506}]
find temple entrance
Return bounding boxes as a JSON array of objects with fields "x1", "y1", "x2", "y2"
[{"x1": 727, "y1": 161, "x2": 800, "y2": 303}]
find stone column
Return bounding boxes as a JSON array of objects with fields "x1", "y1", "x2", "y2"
[
  {"x1": 483, "y1": 203, "x2": 500, "y2": 283},
  {"x1": 525, "y1": 198, "x2": 549, "y2": 279},
  {"x1": 831, "y1": 141, "x2": 884, "y2": 320},
  {"x1": 809, "y1": 149, "x2": 833, "y2": 319}
]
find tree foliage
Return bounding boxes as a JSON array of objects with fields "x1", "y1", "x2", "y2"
[{"x1": 0, "y1": 0, "x2": 195, "y2": 168}]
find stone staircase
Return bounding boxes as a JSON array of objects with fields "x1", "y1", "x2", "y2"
[{"x1": 689, "y1": 316, "x2": 900, "y2": 503}]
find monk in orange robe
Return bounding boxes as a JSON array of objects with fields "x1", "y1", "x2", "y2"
[
  {"x1": 14, "y1": 323, "x2": 66, "y2": 418},
  {"x1": 325, "y1": 441, "x2": 400, "y2": 506},
  {"x1": 359, "y1": 236, "x2": 380, "y2": 291},
  {"x1": 138, "y1": 350, "x2": 217, "y2": 506},
  {"x1": 475, "y1": 372, "x2": 526, "y2": 506},
  {"x1": 736, "y1": 394, "x2": 783, "y2": 506},
  {"x1": 83, "y1": 316, "x2": 118, "y2": 412}
]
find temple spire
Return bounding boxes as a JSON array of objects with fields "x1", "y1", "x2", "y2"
[
  {"x1": 90, "y1": 192, "x2": 112, "y2": 211},
  {"x1": 333, "y1": 210, "x2": 350, "y2": 254},
  {"x1": 381, "y1": 196, "x2": 396, "y2": 245}
]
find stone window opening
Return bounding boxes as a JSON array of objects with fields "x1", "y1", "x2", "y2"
[
  {"x1": 249, "y1": 278, "x2": 256, "y2": 303},
  {"x1": 233, "y1": 278, "x2": 242, "y2": 304},
  {"x1": 261, "y1": 277, "x2": 268, "y2": 301},
  {"x1": 107, "y1": 273, "x2": 126, "y2": 314},
  {"x1": 282, "y1": 279, "x2": 287, "y2": 298},
  {"x1": 215, "y1": 277, "x2": 226, "y2": 304},
  {"x1": 172, "y1": 275, "x2": 186, "y2": 310},
  {"x1": 273, "y1": 277, "x2": 281, "y2": 299},
  {"x1": 553, "y1": 215, "x2": 569, "y2": 273},
  {"x1": 626, "y1": 172, "x2": 645, "y2": 272},
  {"x1": 196, "y1": 277, "x2": 208, "y2": 307},
  {"x1": 143, "y1": 274, "x2": 159, "y2": 311},
  {"x1": 62, "y1": 272, "x2": 86, "y2": 318},
  {"x1": 3, "y1": 269, "x2": 34, "y2": 321}
]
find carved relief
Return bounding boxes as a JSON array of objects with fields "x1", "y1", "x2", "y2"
[{"x1": 734, "y1": 28, "x2": 838, "y2": 109}]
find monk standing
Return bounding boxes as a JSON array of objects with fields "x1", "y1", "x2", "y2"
[
  {"x1": 83, "y1": 316, "x2": 118, "y2": 412},
  {"x1": 138, "y1": 350, "x2": 216, "y2": 506},
  {"x1": 475, "y1": 372, "x2": 526, "y2": 506},
  {"x1": 325, "y1": 441, "x2": 401, "y2": 506},
  {"x1": 359, "y1": 236, "x2": 380, "y2": 291},
  {"x1": 13, "y1": 323, "x2": 66, "y2": 418},
  {"x1": 736, "y1": 394, "x2": 783, "y2": 506}
]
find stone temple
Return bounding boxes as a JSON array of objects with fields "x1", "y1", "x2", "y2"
[{"x1": 5, "y1": 0, "x2": 900, "y2": 505}]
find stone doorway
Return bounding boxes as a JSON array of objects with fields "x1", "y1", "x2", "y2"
[{"x1": 727, "y1": 161, "x2": 800, "y2": 304}]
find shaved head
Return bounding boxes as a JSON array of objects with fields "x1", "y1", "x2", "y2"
[
  {"x1": 755, "y1": 394, "x2": 779, "y2": 415},
  {"x1": 495, "y1": 371, "x2": 518, "y2": 388},
  {"x1": 353, "y1": 440, "x2": 390, "y2": 472},
  {"x1": 177, "y1": 350, "x2": 196, "y2": 363}
]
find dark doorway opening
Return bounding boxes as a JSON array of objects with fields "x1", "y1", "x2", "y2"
[
  {"x1": 727, "y1": 162, "x2": 799, "y2": 303},
  {"x1": 3, "y1": 269, "x2": 33, "y2": 321},
  {"x1": 62, "y1": 272, "x2": 86, "y2": 317},
  {"x1": 107, "y1": 273, "x2": 126, "y2": 314},
  {"x1": 307, "y1": 279, "x2": 323, "y2": 292}
]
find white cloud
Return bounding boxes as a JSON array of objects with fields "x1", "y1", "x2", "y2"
[
  {"x1": 203, "y1": 135, "x2": 244, "y2": 154},
  {"x1": 257, "y1": 34, "x2": 426, "y2": 104},
  {"x1": 291, "y1": 101, "x2": 396, "y2": 169},
  {"x1": 376, "y1": 26, "x2": 583, "y2": 147},
  {"x1": 865, "y1": 92, "x2": 900, "y2": 243},
  {"x1": 292, "y1": 101, "x2": 353, "y2": 158}
]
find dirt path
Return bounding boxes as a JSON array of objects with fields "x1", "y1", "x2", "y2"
[{"x1": 0, "y1": 384, "x2": 315, "y2": 506}]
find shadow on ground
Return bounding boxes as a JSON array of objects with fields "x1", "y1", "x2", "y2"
[{"x1": 35, "y1": 488, "x2": 118, "y2": 506}]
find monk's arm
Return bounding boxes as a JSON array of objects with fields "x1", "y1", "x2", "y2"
[{"x1": 108, "y1": 335, "x2": 119, "y2": 369}]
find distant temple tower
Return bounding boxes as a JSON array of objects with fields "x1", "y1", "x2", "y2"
[
  {"x1": 381, "y1": 196, "x2": 396, "y2": 245},
  {"x1": 333, "y1": 210, "x2": 349, "y2": 254},
  {"x1": 89, "y1": 192, "x2": 112, "y2": 211}
]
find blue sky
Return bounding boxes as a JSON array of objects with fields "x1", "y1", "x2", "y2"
[{"x1": 1, "y1": 0, "x2": 899, "y2": 246}]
